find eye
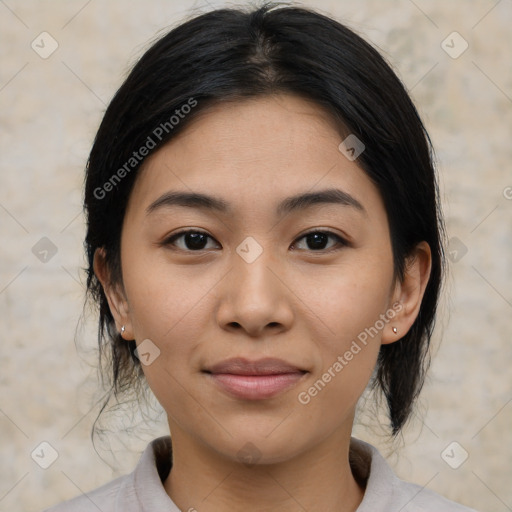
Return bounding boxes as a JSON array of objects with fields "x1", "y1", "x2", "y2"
[
  {"x1": 162, "y1": 229, "x2": 347, "y2": 253},
  {"x1": 163, "y1": 229, "x2": 220, "y2": 251},
  {"x1": 291, "y1": 230, "x2": 347, "y2": 252}
]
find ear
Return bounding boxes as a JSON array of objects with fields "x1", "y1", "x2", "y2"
[
  {"x1": 93, "y1": 247, "x2": 133, "y2": 340},
  {"x1": 381, "y1": 241, "x2": 432, "y2": 344}
]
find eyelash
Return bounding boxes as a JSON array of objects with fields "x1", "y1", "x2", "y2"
[{"x1": 162, "y1": 229, "x2": 348, "y2": 253}]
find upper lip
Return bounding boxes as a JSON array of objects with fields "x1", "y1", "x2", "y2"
[{"x1": 204, "y1": 357, "x2": 306, "y2": 376}]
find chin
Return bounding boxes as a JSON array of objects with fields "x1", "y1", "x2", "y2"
[{"x1": 201, "y1": 423, "x2": 312, "y2": 466}]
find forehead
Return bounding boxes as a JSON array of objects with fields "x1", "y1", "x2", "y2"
[{"x1": 125, "y1": 94, "x2": 384, "y2": 221}]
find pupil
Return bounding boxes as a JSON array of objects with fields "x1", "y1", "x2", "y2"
[
  {"x1": 187, "y1": 233, "x2": 207, "y2": 250},
  {"x1": 308, "y1": 233, "x2": 327, "y2": 250}
]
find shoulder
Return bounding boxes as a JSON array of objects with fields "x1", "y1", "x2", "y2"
[
  {"x1": 389, "y1": 478, "x2": 480, "y2": 512},
  {"x1": 41, "y1": 473, "x2": 130, "y2": 512},
  {"x1": 41, "y1": 436, "x2": 174, "y2": 512},
  {"x1": 350, "y1": 437, "x2": 480, "y2": 512}
]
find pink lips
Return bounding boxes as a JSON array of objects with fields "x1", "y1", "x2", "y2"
[{"x1": 204, "y1": 357, "x2": 307, "y2": 400}]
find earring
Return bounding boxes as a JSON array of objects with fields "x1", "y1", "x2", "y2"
[
  {"x1": 121, "y1": 325, "x2": 125, "y2": 335},
  {"x1": 392, "y1": 326, "x2": 398, "y2": 334}
]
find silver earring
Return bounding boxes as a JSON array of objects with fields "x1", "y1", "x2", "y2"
[
  {"x1": 121, "y1": 325, "x2": 125, "y2": 335},
  {"x1": 392, "y1": 326, "x2": 398, "y2": 334}
]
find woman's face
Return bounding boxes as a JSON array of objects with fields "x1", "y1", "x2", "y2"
[{"x1": 101, "y1": 94, "x2": 408, "y2": 463}]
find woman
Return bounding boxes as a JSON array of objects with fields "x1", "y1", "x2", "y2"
[{"x1": 44, "y1": 2, "x2": 479, "y2": 511}]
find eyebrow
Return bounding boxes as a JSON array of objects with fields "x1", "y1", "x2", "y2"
[{"x1": 145, "y1": 187, "x2": 365, "y2": 217}]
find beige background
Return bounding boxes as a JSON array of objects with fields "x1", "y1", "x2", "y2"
[{"x1": 1, "y1": 0, "x2": 511, "y2": 510}]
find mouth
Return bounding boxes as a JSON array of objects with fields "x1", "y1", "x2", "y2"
[{"x1": 203, "y1": 357, "x2": 308, "y2": 400}]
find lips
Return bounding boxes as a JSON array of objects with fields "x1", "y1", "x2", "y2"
[
  {"x1": 206, "y1": 357, "x2": 306, "y2": 375},
  {"x1": 204, "y1": 357, "x2": 307, "y2": 400}
]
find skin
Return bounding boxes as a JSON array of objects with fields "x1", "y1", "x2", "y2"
[{"x1": 94, "y1": 94, "x2": 431, "y2": 512}]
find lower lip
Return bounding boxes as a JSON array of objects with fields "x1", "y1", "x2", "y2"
[{"x1": 207, "y1": 372, "x2": 306, "y2": 400}]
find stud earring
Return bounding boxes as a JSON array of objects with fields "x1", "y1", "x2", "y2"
[
  {"x1": 121, "y1": 325, "x2": 125, "y2": 335},
  {"x1": 392, "y1": 326, "x2": 398, "y2": 334}
]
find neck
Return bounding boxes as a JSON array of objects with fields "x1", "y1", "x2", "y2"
[{"x1": 164, "y1": 425, "x2": 365, "y2": 512}]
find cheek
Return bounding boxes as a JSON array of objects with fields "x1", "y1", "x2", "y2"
[
  {"x1": 123, "y1": 251, "x2": 212, "y2": 340},
  {"x1": 128, "y1": 286, "x2": 208, "y2": 421},
  {"x1": 294, "y1": 256, "x2": 393, "y2": 397},
  {"x1": 293, "y1": 268, "x2": 391, "y2": 423},
  {"x1": 121, "y1": 263, "x2": 213, "y2": 396},
  {"x1": 294, "y1": 345, "x2": 379, "y2": 447},
  {"x1": 296, "y1": 256, "x2": 394, "y2": 343}
]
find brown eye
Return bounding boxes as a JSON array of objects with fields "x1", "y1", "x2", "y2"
[
  {"x1": 292, "y1": 230, "x2": 347, "y2": 251},
  {"x1": 164, "y1": 230, "x2": 219, "y2": 251}
]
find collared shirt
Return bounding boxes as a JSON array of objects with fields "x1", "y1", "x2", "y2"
[{"x1": 43, "y1": 436, "x2": 478, "y2": 512}]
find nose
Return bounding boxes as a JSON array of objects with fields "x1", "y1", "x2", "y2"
[{"x1": 215, "y1": 244, "x2": 294, "y2": 337}]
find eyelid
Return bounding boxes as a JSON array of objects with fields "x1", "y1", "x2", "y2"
[
  {"x1": 162, "y1": 228, "x2": 349, "y2": 253},
  {"x1": 162, "y1": 228, "x2": 218, "y2": 249},
  {"x1": 292, "y1": 229, "x2": 349, "y2": 251}
]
